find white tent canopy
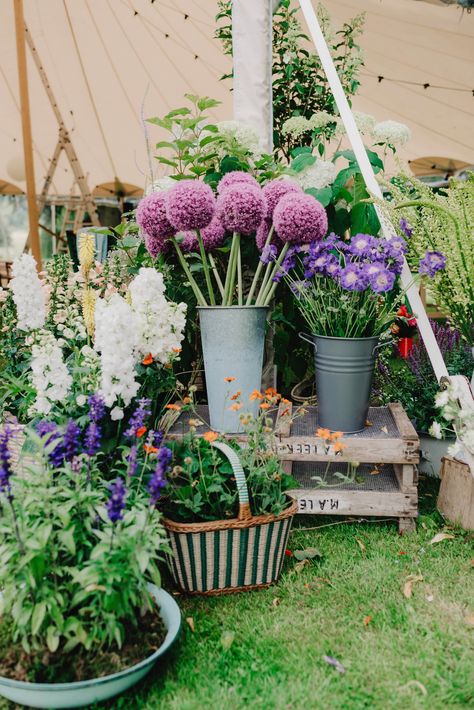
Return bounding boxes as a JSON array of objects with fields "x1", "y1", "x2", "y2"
[{"x1": 0, "y1": 0, "x2": 473, "y2": 197}]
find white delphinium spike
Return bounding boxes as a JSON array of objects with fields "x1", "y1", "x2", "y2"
[{"x1": 10, "y1": 254, "x2": 46, "y2": 331}]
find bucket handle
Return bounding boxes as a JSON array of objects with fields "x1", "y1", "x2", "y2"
[
  {"x1": 372, "y1": 339, "x2": 395, "y2": 356},
  {"x1": 299, "y1": 332, "x2": 394, "y2": 356},
  {"x1": 210, "y1": 440, "x2": 252, "y2": 521},
  {"x1": 299, "y1": 332, "x2": 316, "y2": 349}
]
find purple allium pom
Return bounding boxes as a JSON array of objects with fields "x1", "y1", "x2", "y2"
[
  {"x1": 217, "y1": 171, "x2": 259, "y2": 195},
  {"x1": 125, "y1": 398, "x2": 152, "y2": 440},
  {"x1": 0, "y1": 426, "x2": 14, "y2": 500},
  {"x1": 419, "y1": 251, "x2": 446, "y2": 277},
  {"x1": 166, "y1": 180, "x2": 215, "y2": 231},
  {"x1": 273, "y1": 193, "x2": 328, "y2": 245},
  {"x1": 136, "y1": 192, "x2": 175, "y2": 240},
  {"x1": 84, "y1": 422, "x2": 101, "y2": 457},
  {"x1": 216, "y1": 183, "x2": 265, "y2": 235},
  {"x1": 262, "y1": 179, "x2": 302, "y2": 220},
  {"x1": 88, "y1": 394, "x2": 106, "y2": 423},
  {"x1": 148, "y1": 446, "x2": 171, "y2": 505},
  {"x1": 369, "y1": 267, "x2": 395, "y2": 293},
  {"x1": 106, "y1": 477, "x2": 127, "y2": 523},
  {"x1": 256, "y1": 218, "x2": 283, "y2": 252},
  {"x1": 63, "y1": 420, "x2": 81, "y2": 462},
  {"x1": 339, "y1": 263, "x2": 369, "y2": 292},
  {"x1": 179, "y1": 215, "x2": 226, "y2": 253}
]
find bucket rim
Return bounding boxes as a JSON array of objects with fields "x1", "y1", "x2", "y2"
[
  {"x1": 310, "y1": 333, "x2": 380, "y2": 343},
  {"x1": 197, "y1": 305, "x2": 269, "y2": 312}
]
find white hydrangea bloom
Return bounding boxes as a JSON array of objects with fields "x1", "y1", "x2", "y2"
[
  {"x1": 216, "y1": 120, "x2": 263, "y2": 157},
  {"x1": 428, "y1": 421, "x2": 442, "y2": 440},
  {"x1": 129, "y1": 268, "x2": 187, "y2": 364},
  {"x1": 30, "y1": 331, "x2": 72, "y2": 415},
  {"x1": 307, "y1": 111, "x2": 336, "y2": 130},
  {"x1": 94, "y1": 294, "x2": 140, "y2": 409},
  {"x1": 145, "y1": 176, "x2": 175, "y2": 195},
  {"x1": 281, "y1": 116, "x2": 312, "y2": 138},
  {"x1": 373, "y1": 120, "x2": 411, "y2": 147},
  {"x1": 296, "y1": 160, "x2": 337, "y2": 190},
  {"x1": 353, "y1": 112, "x2": 376, "y2": 135},
  {"x1": 10, "y1": 254, "x2": 46, "y2": 331}
]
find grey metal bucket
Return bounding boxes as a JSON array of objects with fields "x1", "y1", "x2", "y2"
[
  {"x1": 198, "y1": 306, "x2": 268, "y2": 433},
  {"x1": 300, "y1": 333, "x2": 383, "y2": 434}
]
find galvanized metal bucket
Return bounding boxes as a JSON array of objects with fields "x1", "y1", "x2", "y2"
[
  {"x1": 198, "y1": 306, "x2": 268, "y2": 433},
  {"x1": 300, "y1": 333, "x2": 385, "y2": 434}
]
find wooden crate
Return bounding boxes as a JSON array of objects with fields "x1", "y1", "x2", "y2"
[
  {"x1": 165, "y1": 402, "x2": 420, "y2": 533},
  {"x1": 438, "y1": 456, "x2": 474, "y2": 530}
]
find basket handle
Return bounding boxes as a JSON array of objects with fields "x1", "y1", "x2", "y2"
[
  {"x1": 210, "y1": 440, "x2": 252, "y2": 521},
  {"x1": 299, "y1": 331, "x2": 316, "y2": 349}
]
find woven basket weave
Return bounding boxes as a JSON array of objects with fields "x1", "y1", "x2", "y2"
[{"x1": 163, "y1": 441, "x2": 297, "y2": 595}]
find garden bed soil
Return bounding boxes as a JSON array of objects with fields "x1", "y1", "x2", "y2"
[{"x1": 0, "y1": 609, "x2": 166, "y2": 684}]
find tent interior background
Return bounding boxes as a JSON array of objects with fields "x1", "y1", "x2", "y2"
[{"x1": 0, "y1": 0, "x2": 473, "y2": 260}]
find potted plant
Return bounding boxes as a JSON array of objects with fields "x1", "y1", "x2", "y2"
[
  {"x1": 159, "y1": 390, "x2": 298, "y2": 594},
  {"x1": 0, "y1": 399, "x2": 180, "y2": 709}
]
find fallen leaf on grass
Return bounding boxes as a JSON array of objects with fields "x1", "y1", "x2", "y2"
[
  {"x1": 425, "y1": 595, "x2": 434, "y2": 602},
  {"x1": 323, "y1": 655, "x2": 346, "y2": 674},
  {"x1": 220, "y1": 631, "x2": 235, "y2": 650},
  {"x1": 429, "y1": 532, "x2": 455, "y2": 545},
  {"x1": 293, "y1": 547, "x2": 322, "y2": 561},
  {"x1": 186, "y1": 617, "x2": 195, "y2": 633},
  {"x1": 294, "y1": 559, "x2": 310, "y2": 574},
  {"x1": 400, "y1": 680, "x2": 427, "y2": 696},
  {"x1": 272, "y1": 597, "x2": 281, "y2": 607},
  {"x1": 464, "y1": 613, "x2": 474, "y2": 628},
  {"x1": 363, "y1": 615, "x2": 373, "y2": 626},
  {"x1": 470, "y1": 559, "x2": 474, "y2": 568},
  {"x1": 355, "y1": 538, "x2": 366, "y2": 552},
  {"x1": 369, "y1": 467, "x2": 380, "y2": 475},
  {"x1": 403, "y1": 574, "x2": 423, "y2": 599},
  {"x1": 381, "y1": 425, "x2": 388, "y2": 435}
]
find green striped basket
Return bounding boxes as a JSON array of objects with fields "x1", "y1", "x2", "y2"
[{"x1": 162, "y1": 441, "x2": 297, "y2": 595}]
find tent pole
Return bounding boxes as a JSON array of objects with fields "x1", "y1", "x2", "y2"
[{"x1": 13, "y1": 0, "x2": 41, "y2": 269}]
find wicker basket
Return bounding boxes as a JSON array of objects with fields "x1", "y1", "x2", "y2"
[{"x1": 163, "y1": 441, "x2": 297, "y2": 595}]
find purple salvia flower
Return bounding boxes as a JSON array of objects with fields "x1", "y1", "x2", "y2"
[
  {"x1": 148, "y1": 446, "x2": 172, "y2": 505},
  {"x1": 339, "y1": 263, "x2": 369, "y2": 292},
  {"x1": 106, "y1": 477, "x2": 127, "y2": 523},
  {"x1": 153, "y1": 430, "x2": 164, "y2": 448},
  {"x1": 84, "y1": 422, "x2": 101, "y2": 457},
  {"x1": 36, "y1": 421, "x2": 64, "y2": 468},
  {"x1": 125, "y1": 398, "x2": 152, "y2": 439},
  {"x1": 88, "y1": 394, "x2": 106, "y2": 423},
  {"x1": 63, "y1": 420, "x2": 81, "y2": 462},
  {"x1": 419, "y1": 251, "x2": 446, "y2": 277},
  {"x1": 127, "y1": 445, "x2": 138, "y2": 478},
  {"x1": 0, "y1": 426, "x2": 14, "y2": 501},
  {"x1": 399, "y1": 218, "x2": 413, "y2": 238},
  {"x1": 369, "y1": 267, "x2": 396, "y2": 293},
  {"x1": 260, "y1": 244, "x2": 278, "y2": 265}
]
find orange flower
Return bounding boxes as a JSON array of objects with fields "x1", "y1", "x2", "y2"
[
  {"x1": 230, "y1": 390, "x2": 241, "y2": 401},
  {"x1": 182, "y1": 397, "x2": 191, "y2": 405},
  {"x1": 281, "y1": 398, "x2": 291, "y2": 405},
  {"x1": 333, "y1": 442, "x2": 346, "y2": 453},
  {"x1": 165, "y1": 403, "x2": 181, "y2": 411},
  {"x1": 144, "y1": 445, "x2": 158, "y2": 455},
  {"x1": 203, "y1": 431, "x2": 218, "y2": 443},
  {"x1": 250, "y1": 390, "x2": 263, "y2": 401},
  {"x1": 229, "y1": 403, "x2": 242, "y2": 411},
  {"x1": 172, "y1": 347, "x2": 182, "y2": 354},
  {"x1": 136, "y1": 426, "x2": 147, "y2": 438},
  {"x1": 259, "y1": 402, "x2": 271, "y2": 410},
  {"x1": 142, "y1": 353, "x2": 153, "y2": 366},
  {"x1": 224, "y1": 376, "x2": 236, "y2": 382},
  {"x1": 316, "y1": 427, "x2": 331, "y2": 439},
  {"x1": 328, "y1": 431, "x2": 344, "y2": 441}
]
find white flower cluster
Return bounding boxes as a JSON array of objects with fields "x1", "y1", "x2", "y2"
[
  {"x1": 296, "y1": 159, "x2": 337, "y2": 190},
  {"x1": 129, "y1": 268, "x2": 186, "y2": 364},
  {"x1": 10, "y1": 254, "x2": 46, "y2": 331},
  {"x1": 281, "y1": 116, "x2": 312, "y2": 138},
  {"x1": 94, "y1": 294, "x2": 140, "y2": 415},
  {"x1": 308, "y1": 111, "x2": 336, "y2": 130},
  {"x1": 145, "y1": 176, "x2": 175, "y2": 195},
  {"x1": 373, "y1": 120, "x2": 411, "y2": 147},
  {"x1": 432, "y1": 380, "x2": 474, "y2": 466},
  {"x1": 215, "y1": 120, "x2": 263, "y2": 158},
  {"x1": 30, "y1": 331, "x2": 72, "y2": 415}
]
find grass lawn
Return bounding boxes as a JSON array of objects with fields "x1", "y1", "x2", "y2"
[{"x1": 2, "y1": 475, "x2": 473, "y2": 710}]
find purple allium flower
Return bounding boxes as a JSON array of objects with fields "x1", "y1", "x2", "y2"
[
  {"x1": 136, "y1": 192, "x2": 175, "y2": 241},
  {"x1": 339, "y1": 263, "x2": 369, "y2": 292},
  {"x1": 369, "y1": 267, "x2": 396, "y2": 293},
  {"x1": 260, "y1": 244, "x2": 278, "y2": 265},
  {"x1": 63, "y1": 420, "x2": 81, "y2": 462},
  {"x1": 383, "y1": 235, "x2": 408, "y2": 257},
  {"x1": 36, "y1": 421, "x2": 64, "y2": 468},
  {"x1": 166, "y1": 180, "x2": 215, "y2": 231},
  {"x1": 148, "y1": 446, "x2": 172, "y2": 505},
  {"x1": 255, "y1": 218, "x2": 283, "y2": 251},
  {"x1": 84, "y1": 422, "x2": 101, "y2": 457},
  {"x1": 261, "y1": 179, "x2": 302, "y2": 220},
  {"x1": 216, "y1": 183, "x2": 265, "y2": 235},
  {"x1": 399, "y1": 218, "x2": 413, "y2": 238},
  {"x1": 143, "y1": 231, "x2": 170, "y2": 258},
  {"x1": 348, "y1": 234, "x2": 376, "y2": 257},
  {"x1": 127, "y1": 445, "x2": 138, "y2": 478},
  {"x1": 0, "y1": 426, "x2": 14, "y2": 500},
  {"x1": 217, "y1": 171, "x2": 259, "y2": 195},
  {"x1": 125, "y1": 398, "x2": 152, "y2": 440},
  {"x1": 179, "y1": 215, "x2": 226, "y2": 253},
  {"x1": 88, "y1": 394, "x2": 106, "y2": 423},
  {"x1": 273, "y1": 193, "x2": 328, "y2": 245},
  {"x1": 419, "y1": 251, "x2": 446, "y2": 277},
  {"x1": 106, "y1": 477, "x2": 127, "y2": 523}
]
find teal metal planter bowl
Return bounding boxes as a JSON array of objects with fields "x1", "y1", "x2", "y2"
[{"x1": 0, "y1": 586, "x2": 181, "y2": 708}]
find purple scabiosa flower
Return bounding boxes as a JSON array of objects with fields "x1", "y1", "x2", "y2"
[
  {"x1": 217, "y1": 171, "x2": 259, "y2": 195},
  {"x1": 339, "y1": 263, "x2": 369, "y2": 292},
  {"x1": 260, "y1": 244, "x2": 278, "y2": 265},
  {"x1": 166, "y1": 180, "x2": 215, "y2": 231},
  {"x1": 63, "y1": 420, "x2": 81, "y2": 462},
  {"x1": 84, "y1": 422, "x2": 101, "y2": 457},
  {"x1": 399, "y1": 218, "x2": 413, "y2": 238},
  {"x1": 385, "y1": 254, "x2": 404, "y2": 275},
  {"x1": 0, "y1": 426, "x2": 14, "y2": 500},
  {"x1": 383, "y1": 235, "x2": 408, "y2": 257},
  {"x1": 136, "y1": 192, "x2": 175, "y2": 243},
  {"x1": 88, "y1": 394, "x2": 106, "y2": 423},
  {"x1": 289, "y1": 280, "x2": 309, "y2": 299},
  {"x1": 36, "y1": 421, "x2": 64, "y2": 468},
  {"x1": 348, "y1": 234, "x2": 376, "y2": 257},
  {"x1": 148, "y1": 446, "x2": 172, "y2": 505},
  {"x1": 369, "y1": 267, "x2": 396, "y2": 293},
  {"x1": 106, "y1": 477, "x2": 127, "y2": 523},
  {"x1": 125, "y1": 398, "x2": 152, "y2": 440},
  {"x1": 261, "y1": 179, "x2": 302, "y2": 220},
  {"x1": 419, "y1": 251, "x2": 446, "y2": 277},
  {"x1": 127, "y1": 445, "x2": 138, "y2": 478},
  {"x1": 216, "y1": 183, "x2": 265, "y2": 235},
  {"x1": 179, "y1": 215, "x2": 226, "y2": 253},
  {"x1": 324, "y1": 254, "x2": 341, "y2": 278},
  {"x1": 273, "y1": 245, "x2": 301, "y2": 282},
  {"x1": 273, "y1": 193, "x2": 328, "y2": 245}
]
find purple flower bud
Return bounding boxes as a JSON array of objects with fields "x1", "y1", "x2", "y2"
[
  {"x1": 399, "y1": 218, "x2": 413, "y2": 238},
  {"x1": 125, "y1": 398, "x2": 152, "y2": 440},
  {"x1": 88, "y1": 394, "x2": 106, "y2": 423},
  {"x1": 84, "y1": 422, "x2": 101, "y2": 457},
  {"x1": 63, "y1": 420, "x2": 81, "y2": 462},
  {"x1": 106, "y1": 477, "x2": 127, "y2": 523},
  {"x1": 127, "y1": 445, "x2": 138, "y2": 478},
  {"x1": 36, "y1": 421, "x2": 64, "y2": 468},
  {"x1": 0, "y1": 426, "x2": 14, "y2": 501},
  {"x1": 148, "y1": 446, "x2": 171, "y2": 505}
]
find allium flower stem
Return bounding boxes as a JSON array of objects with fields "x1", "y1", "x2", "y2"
[
  {"x1": 246, "y1": 225, "x2": 275, "y2": 306},
  {"x1": 171, "y1": 238, "x2": 207, "y2": 306},
  {"x1": 237, "y1": 243, "x2": 243, "y2": 306},
  {"x1": 223, "y1": 232, "x2": 239, "y2": 306},
  {"x1": 258, "y1": 243, "x2": 290, "y2": 306},
  {"x1": 208, "y1": 254, "x2": 224, "y2": 298},
  {"x1": 196, "y1": 229, "x2": 216, "y2": 306}
]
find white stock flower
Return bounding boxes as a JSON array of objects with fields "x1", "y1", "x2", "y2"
[
  {"x1": 10, "y1": 254, "x2": 46, "y2": 331},
  {"x1": 128, "y1": 268, "x2": 187, "y2": 364},
  {"x1": 296, "y1": 159, "x2": 337, "y2": 190},
  {"x1": 30, "y1": 331, "x2": 72, "y2": 415},
  {"x1": 428, "y1": 421, "x2": 442, "y2": 440},
  {"x1": 373, "y1": 120, "x2": 411, "y2": 147},
  {"x1": 94, "y1": 294, "x2": 140, "y2": 409},
  {"x1": 145, "y1": 176, "x2": 175, "y2": 195}
]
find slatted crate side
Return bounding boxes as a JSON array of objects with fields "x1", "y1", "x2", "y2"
[{"x1": 288, "y1": 488, "x2": 418, "y2": 518}]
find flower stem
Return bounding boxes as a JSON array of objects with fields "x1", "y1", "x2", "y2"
[
  {"x1": 237, "y1": 241, "x2": 243, "y2": 306},
  {"x1": 172, "y1": 238, "x2": 207, "y2": 306},
  {"x1": 223, "y1": 232, "x2": 240, "y2": 306},
  {"x1": 209, "y1": 254, "x2": 224, "y2": 298},
  {"x1": 259, "y1": 243, "x2": 290, "y2": 306},
  {"x1": 246, "y1": 226, "x2": 274, "y2": 306},
  {"x1": 196, "y1": 229, "x2": 216, "y2": 306}
]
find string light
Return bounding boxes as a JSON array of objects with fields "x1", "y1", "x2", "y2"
[{"x1": 367, "y1": 72, "x2": 473, "y2": 95}]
